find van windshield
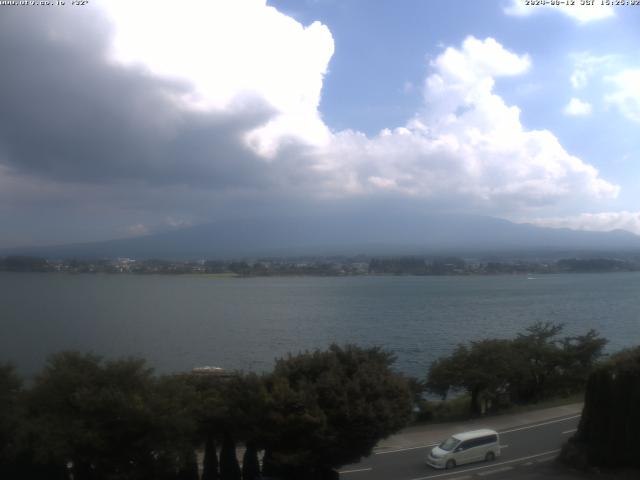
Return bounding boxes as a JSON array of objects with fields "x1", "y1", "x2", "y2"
[{"x1": 439, "y1": 437, "x2": 460, "y2": 452}]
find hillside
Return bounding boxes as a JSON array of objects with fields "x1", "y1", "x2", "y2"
[{"x1": 3, "y1": 214, "x2": 640, "y2": 260}]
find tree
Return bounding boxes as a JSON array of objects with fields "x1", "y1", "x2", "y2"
[
  {"x1": 558, "y1": 329, "x2": 608, "y2": 394},
  {"x1": 425, "y1": 346, "x2": 466, "y2": 401},
  {"x1": 188, "y1": 373, "x2": 229, "y2": 480},
  {"x1": 562, "y1": 346, "x2": 640, "y2": 469},
  {"x1": 426, "y1": 323, "x2": 608, "y2": 414},
  {"x1": 512, "y1": 322, "x2": 607, "y2": 402},
  {"x1": 26, "y1": 351, "x2": 198, "y2": 480},
  {"x1": 189, "y1": 371, "x2": 269, "y2": 480},
  {"x1": 149, "y1": 374, "x2": 200, "y2": 479},
  {"x1": 219, "y1": 432, "x2": 241, "y2": 480},
  {"x1": 0, "y1": 364, "x2": 23, "y2": 478},
  {"x1": 511, "y1": 322, "x2": 565, "y2": 402},
  {"x1": 261, "y1": 344, "x2": 412, "y2": 478},
  {"x1": 201, "y1": 433, "x2": 219, "y2": 480},
  {"x1": 426, "y1": 340, "x2": 518, "y2": 415},
  {"x1": 1, "y1": 255, "x2": 49, "y2": 272},
  {"x1": 176, "y1": 449, "x2": 199, "y2": 480},
  {"x1": 241, "y1": 442, "x2": 260, "y2": 480}
]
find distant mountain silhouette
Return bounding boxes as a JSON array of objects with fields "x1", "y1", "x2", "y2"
[{"x1": 4, "y1": 214, "x2": 640, "y2": 259}]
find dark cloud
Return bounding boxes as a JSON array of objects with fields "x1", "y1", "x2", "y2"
[
  {"x1": 0, "y1": 6, "x2": 622, "y2": 248},
  {"x1": 0, "y1": 6, "x2": 282, "y2": 190}
]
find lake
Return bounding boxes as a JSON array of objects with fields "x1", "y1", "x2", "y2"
[{"x1": 1, "y1": 272, "x2": 639, "y2": 379}]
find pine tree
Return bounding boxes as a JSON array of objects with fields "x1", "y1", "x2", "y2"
[
  {"x1": 219, "y1": 432, "x2": 241, "y2": 480},
  {"x1": 241, "y1": 442, "x2": 260, "y2": 480},
  {"x1": 202, "y1": 433, "x2": 219, "y2": 480}
]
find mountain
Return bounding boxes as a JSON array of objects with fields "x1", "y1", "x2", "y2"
[{"x1": 4, "y1": 214, "x2": 640, "y2": 260}]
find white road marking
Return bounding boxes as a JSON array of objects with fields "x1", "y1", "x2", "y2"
[
  {"x1": 562, "y1": 428, "x2": 577, "y2": 434},
  {"x1": 373, "y1": 414, "x2": 579, "y2": 456},
  {"x1": 477, "y1": 466, "x2": 513, "y2": 476},
  {"x1": 339, "y1": 467, "x2": 373, "y2": 474},
  {"x1": 408, "y1": 449, "x2": 561, "y2": 480},
  {"x1": 500, "y1": 415, "x2": 581, "y2": 435}
]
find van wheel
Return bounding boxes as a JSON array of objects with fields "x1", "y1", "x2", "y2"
[
  {"x1": 485, "y1": 451, "x2": 495, "y2": 462},
  {"x1": 445, "y1": 460, "x2": 456, "y2": 469}
]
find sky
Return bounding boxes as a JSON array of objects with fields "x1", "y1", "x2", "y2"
[{"x1": 0, "y1": 0, "x2": 639, "y2": 247}]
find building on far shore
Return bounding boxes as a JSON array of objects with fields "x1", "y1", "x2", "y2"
[{"x1": 190, "y1": 366, "x2": 236, "y2": 378}]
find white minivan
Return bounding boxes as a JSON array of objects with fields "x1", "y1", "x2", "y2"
[{"x1": 426, "y1": 429, "x2": 500, "y2": 469}]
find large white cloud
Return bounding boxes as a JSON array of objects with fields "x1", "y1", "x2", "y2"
[
  {"x1": 100, "y1": 0, "x2": 334, "y2": 157},
  {"x1": 504, "y1": 0, "x2": 615, "y2": 23},
  {"x1": 313, "y1": 37, "x2": 618, "y2": 210},
  {"x1": 99, "y1": 3, "x2": 619, "y2": 210}
]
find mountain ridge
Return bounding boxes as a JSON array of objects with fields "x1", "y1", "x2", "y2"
[{"x1": 3, "y1": 214, "x2": 640, "y2": 260}]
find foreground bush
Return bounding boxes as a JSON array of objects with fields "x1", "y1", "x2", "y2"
[
  {"x1": 561, "y1": 346, "x2": 640, "y2": 469},
  {"x1": 0, "y1": 345, "x2": 413, "y2": 480},
  {"x1": 260, "y1": 345, "x2": 413, "y2": 479}
]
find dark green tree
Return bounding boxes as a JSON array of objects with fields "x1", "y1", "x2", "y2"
[
  {"x1": 512, "y1": 322, "x2": 565, "y2": 402},
  {"x1": 219, "y1": 432, "x2": 241, "y2": 480},
  {"x1": 261, "y1": 344, "x2": 412, "y2": 478},
  {"x1": 0, "y1": 364, "x2": 24, "y2": 478},
  {"x1": 176, "y1": 449, "x2": 199, "y2": 480},
  {"x1": 427, "y1": 323, "x2": 607, "y2": 414},
  {"x1": 261, "y1": 448, "x2": 279, "y2": 478},
  {"x1": 26, "y1": 351, "x2": 198, "y2": 480},
  {"x1": 241, "y1": 442, "x2": 260, "y2": 480},
  {"x1": 425, "y1": 346, "x2": 465, "y2": 401},
  {"x1": 200, "y1": 372, "x2": 268, "y2": 480},
  {"x1": 426, "y1": 340, "x2": 517, "y2": 415},
  {"x1": 558, "y1": 329, "x2": 608, "y2": 394},
  {"x1": 188, "y1": 373, "x2": 228, "y2": 480},
  {"x1": 189, "y1": 371, "x2": 267, "y2": 480},
  {"x1": 201, "y1": 433, "x2": 219, "y2": 480},
  {"x1": 562, "y1": 346, "x2": 640, "y2": 468}
]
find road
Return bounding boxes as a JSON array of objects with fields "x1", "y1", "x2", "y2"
[{"x1": 339, "y1": 414, "x2": 580, "y2": 480}]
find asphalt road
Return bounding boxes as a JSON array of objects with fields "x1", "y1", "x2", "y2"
[{"x1": 339, "y1": 414, "x2": 580, "y2": 480}]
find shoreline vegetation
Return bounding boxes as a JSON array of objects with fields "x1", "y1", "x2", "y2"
[
  {"x1": 415, "y1": 391, "x2": 585, "y2": 426},
  {"x1": 1, "y1": 323, "x2": 625, "y2": 479},
  {"x1": 559, "y1": 346, "x2": 640, "y2": 473},
  {"x1": 2, "y1": 254, "x2": 640, "y2": 276}
]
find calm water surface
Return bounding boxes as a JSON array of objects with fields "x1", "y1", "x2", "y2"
[{"x1": 1, "y1": 272, "x2": 639, "y2": 378}]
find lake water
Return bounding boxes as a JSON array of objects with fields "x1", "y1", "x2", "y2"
[{"x1": 1, "y1": 272, "x2": 639, "y2": 379}]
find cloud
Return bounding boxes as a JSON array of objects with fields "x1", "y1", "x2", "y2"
[
  {"x1": 605, "y1": 69, "x2": 640, "y2": 122},
  {"x1": 505, "y1": 0, "x2": 615, "y2": 23},
  {"x1": 564, "y1": 98, "x2": 592, "y2": 116},
  {"x1": 101, "y1": 0, "x2": 334, "y2": 157},
  {"x1": 0, "y1": 6, "x2": 288, "y2": 190},
  {"x1": 126, "y1": 224, "x2": 149, "y2": 237},
  {"x1": 530, "y1": 211, "x2": 640, "y2": 235},
  {"x1": 0, "y1": 4, "x2": 622, "y2": 245},
  {"x1": 313, "y1": 37, "x2": 617, "y2": 210},
  {"x1": 570, "y1": 52, "x2": 615, "y2": 89}
]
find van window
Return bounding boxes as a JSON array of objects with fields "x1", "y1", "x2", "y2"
[
  {"x1": 481, "y1": 434, "x2": 497, "y2": 445},
  {"x1": 460, "y1": 435, "x2": 498, "y2": 450},
  {"x1": 457, "y1": 440, "x2": 471, "y2": 450},
  {"x1": 439, "y1": 437, "x2": 460, "y2": 451}
]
